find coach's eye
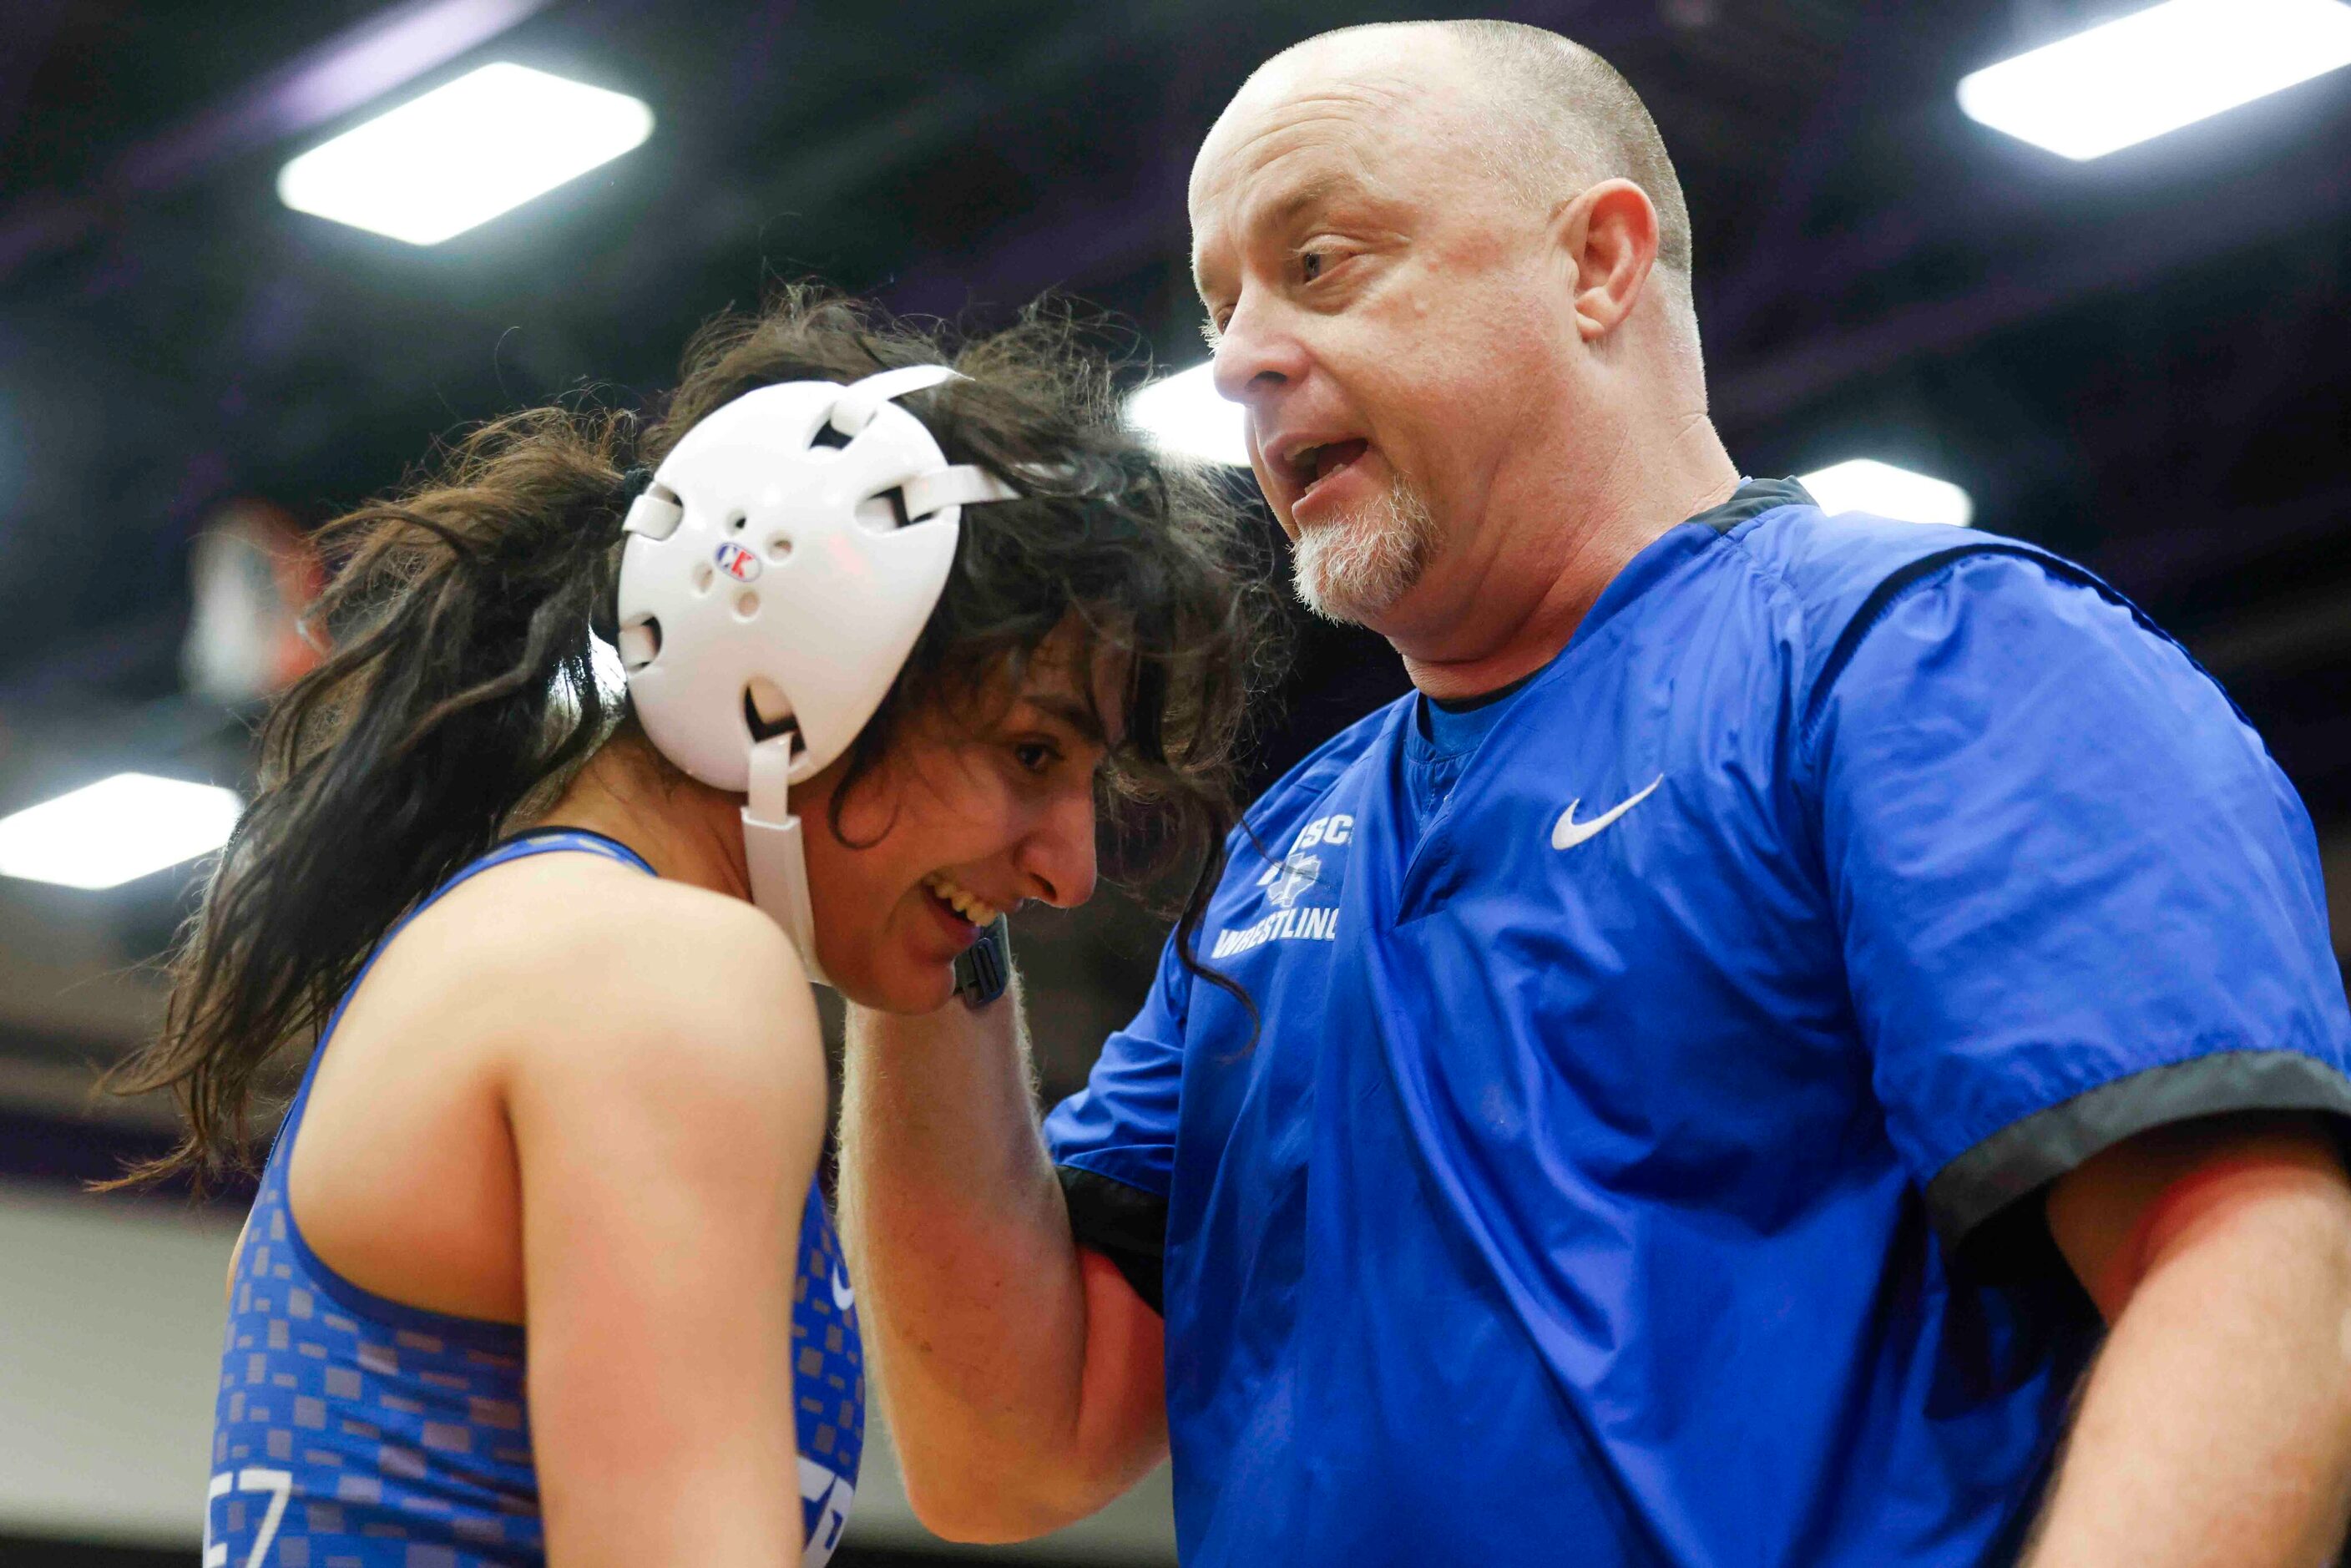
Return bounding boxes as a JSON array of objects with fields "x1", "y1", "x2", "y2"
[
  {"x1": 1300, "y1": 250, "x2": 1327, "y2": 283},
  {"x1": 1013, "y1": 740, "x2": 1060, "y2": 776}
]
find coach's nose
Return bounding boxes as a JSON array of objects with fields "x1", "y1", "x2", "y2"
[{"x1": 1211, "y1": 287, "x2": 1309, "y2": 412}]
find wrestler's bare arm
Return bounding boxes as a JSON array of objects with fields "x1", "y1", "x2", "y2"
[
  {"x1": 838, "y1": 977, "x2": 1167, "y2": 1543},
  {"x1": 513, "y1": 897, "x2": 829, "y2": 1567}
]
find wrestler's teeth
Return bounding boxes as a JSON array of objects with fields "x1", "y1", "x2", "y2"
[{"x1": 923, "y1": 873, "x2": 998, "y2": 926}]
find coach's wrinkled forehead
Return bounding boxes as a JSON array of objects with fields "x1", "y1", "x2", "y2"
[{"x1": 1187, "y1": 28, "x2": 1502, "y2": 281}]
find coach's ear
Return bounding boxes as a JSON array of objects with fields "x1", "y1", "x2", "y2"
[{"x1": 1555, "y1": 178, "x2": 1660, "y2": 341}]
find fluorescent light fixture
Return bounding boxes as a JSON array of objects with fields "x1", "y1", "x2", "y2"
[
  {"x1": 1957, "y1": 0, "x2": 2351, "y2": 159},
  {"x1": 0, "y1": 773, "x2": 242, "y2": 890},
  {"x1": 278, "y1": 61, "x2": 654, "y2": 244},
  {"x1": 1798, "y1": 459, "x2": 1975, "y2": 528},
  {"x1": 1126, "y1": 362, "x2": 1250, "y2": 467}
]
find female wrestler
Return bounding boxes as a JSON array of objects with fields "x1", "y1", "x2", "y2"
[{"x1": 109, "y1": 288, "x2": 1267, "y2": 1566}]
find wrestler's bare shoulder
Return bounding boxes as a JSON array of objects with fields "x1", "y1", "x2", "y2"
[{"x1": 384, "y1": 846, "x2": 817, "y2": 1067}]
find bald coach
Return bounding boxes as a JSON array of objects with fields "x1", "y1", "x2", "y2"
[{"x1": 842, "y1": 21, "x2": 2351, "y2": 1566}]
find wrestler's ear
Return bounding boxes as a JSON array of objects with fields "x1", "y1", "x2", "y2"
[{"x1": 1553, "y1": 179, "x2": 1660, "y2": 342}]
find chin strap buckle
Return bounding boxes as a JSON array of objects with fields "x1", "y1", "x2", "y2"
[{"x1": 953, "y1": 916, "x2": 1010, "y2": 1009}]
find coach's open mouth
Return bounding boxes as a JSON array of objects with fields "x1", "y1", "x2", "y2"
[{"x1": 1287, "y1": 438, "x2": 1370, "y2": 505}]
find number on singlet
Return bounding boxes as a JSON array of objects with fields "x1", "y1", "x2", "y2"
[{"x1": 202, "y1": 1469, "x2": 293, "y2": 1568}]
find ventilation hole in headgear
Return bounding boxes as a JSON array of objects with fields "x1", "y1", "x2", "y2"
[
  {"x1": 809, "y1": 422, "x2": 853, "y2": 451},
  {"x1": 852, "y1": 487, "x2": 913, "y2": 532},
  {"x1": 734, "y1": 589, "x2": 760, "y2": 620},
  {"x1": 690, "y1": 561, "x2": 715, "y2": 593},
  {"x1": 726, "y1": 511, "x2": 747, "y2": 533},
  {"x1": 616, "y1": 615, "x2": 660, "y2": 672},
  {"x1": 743, "y1": 681, "x2": 804, "y2": 753},
  {"x1": 766, "y1": 534, "x2": 793, "y2": 563}
]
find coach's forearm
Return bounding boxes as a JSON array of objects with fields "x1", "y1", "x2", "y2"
[
  {"x1": 837, "y1": 975, "x2": 1101, "y2": 1538},
  {"x1": 2025, "y1": 1176, "x2": 2351, "y2": 1567}
]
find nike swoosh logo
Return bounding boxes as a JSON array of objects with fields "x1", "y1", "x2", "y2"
[
  {"x1": 831, "y1": 1264, "x2": 855, "y2": 1313},
  {"x1": 1550, "y1": 775, "x2": 1664, "y2": 851}
]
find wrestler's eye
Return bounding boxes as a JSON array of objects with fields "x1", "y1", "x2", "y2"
[
  {"x1": 1012, "y1": 740, "x2": 1061, "y2": 776},
  {"x1": 1300, "y1": 250, "x2": 1327, "y2": 283}
]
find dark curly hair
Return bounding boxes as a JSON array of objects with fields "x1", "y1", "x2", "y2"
[{"x1": 105, "y1": 285, "x2": 1278, "y2": 1188}]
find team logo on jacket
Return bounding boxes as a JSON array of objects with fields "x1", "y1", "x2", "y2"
[
  {"x1": 1263, "y1": 852, "x2": 1320, "y2": 909},
  {"x1": 1212, "y1": 812, "x2": 1351, "y2": 959}
]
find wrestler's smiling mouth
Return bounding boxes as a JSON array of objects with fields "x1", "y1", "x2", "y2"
[{"x1": 923, "y1": 870, "x2": 1000, "y2": 928}]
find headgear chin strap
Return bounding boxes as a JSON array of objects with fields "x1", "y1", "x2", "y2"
[
  {"x1": 741, "y1": 735, "x2": 823, "y2": 981},
  {"x1": 614, "y1": 363, "x2": 1020, "y2": 986}
]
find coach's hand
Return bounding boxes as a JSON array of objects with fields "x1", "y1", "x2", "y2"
[{"x1": 2026, "y1": 1111, "x2": 2351, "y2": 1566}]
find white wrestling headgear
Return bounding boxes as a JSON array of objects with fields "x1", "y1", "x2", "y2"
[{"x1": 614, "y1": 363, "x2": 1020, "y2": 984}]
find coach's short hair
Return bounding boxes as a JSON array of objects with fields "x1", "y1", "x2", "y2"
[{"x1": 1285, "y1": 19, "x2": 1695, "y2": 284}]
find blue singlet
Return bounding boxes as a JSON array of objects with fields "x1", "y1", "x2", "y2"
[{"x1": 205, "y1": 829, "x2": 862, "y2": 1567}]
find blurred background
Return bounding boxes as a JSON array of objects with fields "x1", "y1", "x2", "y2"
[{"x1": 3, "y1": 0, "x2": 2347, "y2": 1561}]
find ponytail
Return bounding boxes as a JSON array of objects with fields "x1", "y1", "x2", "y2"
[{"x1": 104, "y1": 406, "x2": 640, "y2": 1188}]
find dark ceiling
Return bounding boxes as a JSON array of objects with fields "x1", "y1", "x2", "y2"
[{"x1": 0, "y1": 0, "x2": 2346, "y2": 1107}]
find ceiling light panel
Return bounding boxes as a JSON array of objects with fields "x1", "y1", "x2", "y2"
[
  {"x1": 278, "y1": 61, "x2": 654, "y2": 245},
  {"x1": 1957, "y1": 0, "x2": 2351, "y2": 159},
  {"x1": 1798, "y1": 459, "x2": 1975, "y2": 528},
  {"x1": 1126, "y1": 363, "x2": 1250, "y2": 467},
  {"x1": 0, "y1": 773, "x2": 243, "y2": 891}
]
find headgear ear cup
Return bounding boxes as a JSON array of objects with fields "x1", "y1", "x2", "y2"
[{"x1": 614, "y1": 366, "x2": 1021, "y2": 984}]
